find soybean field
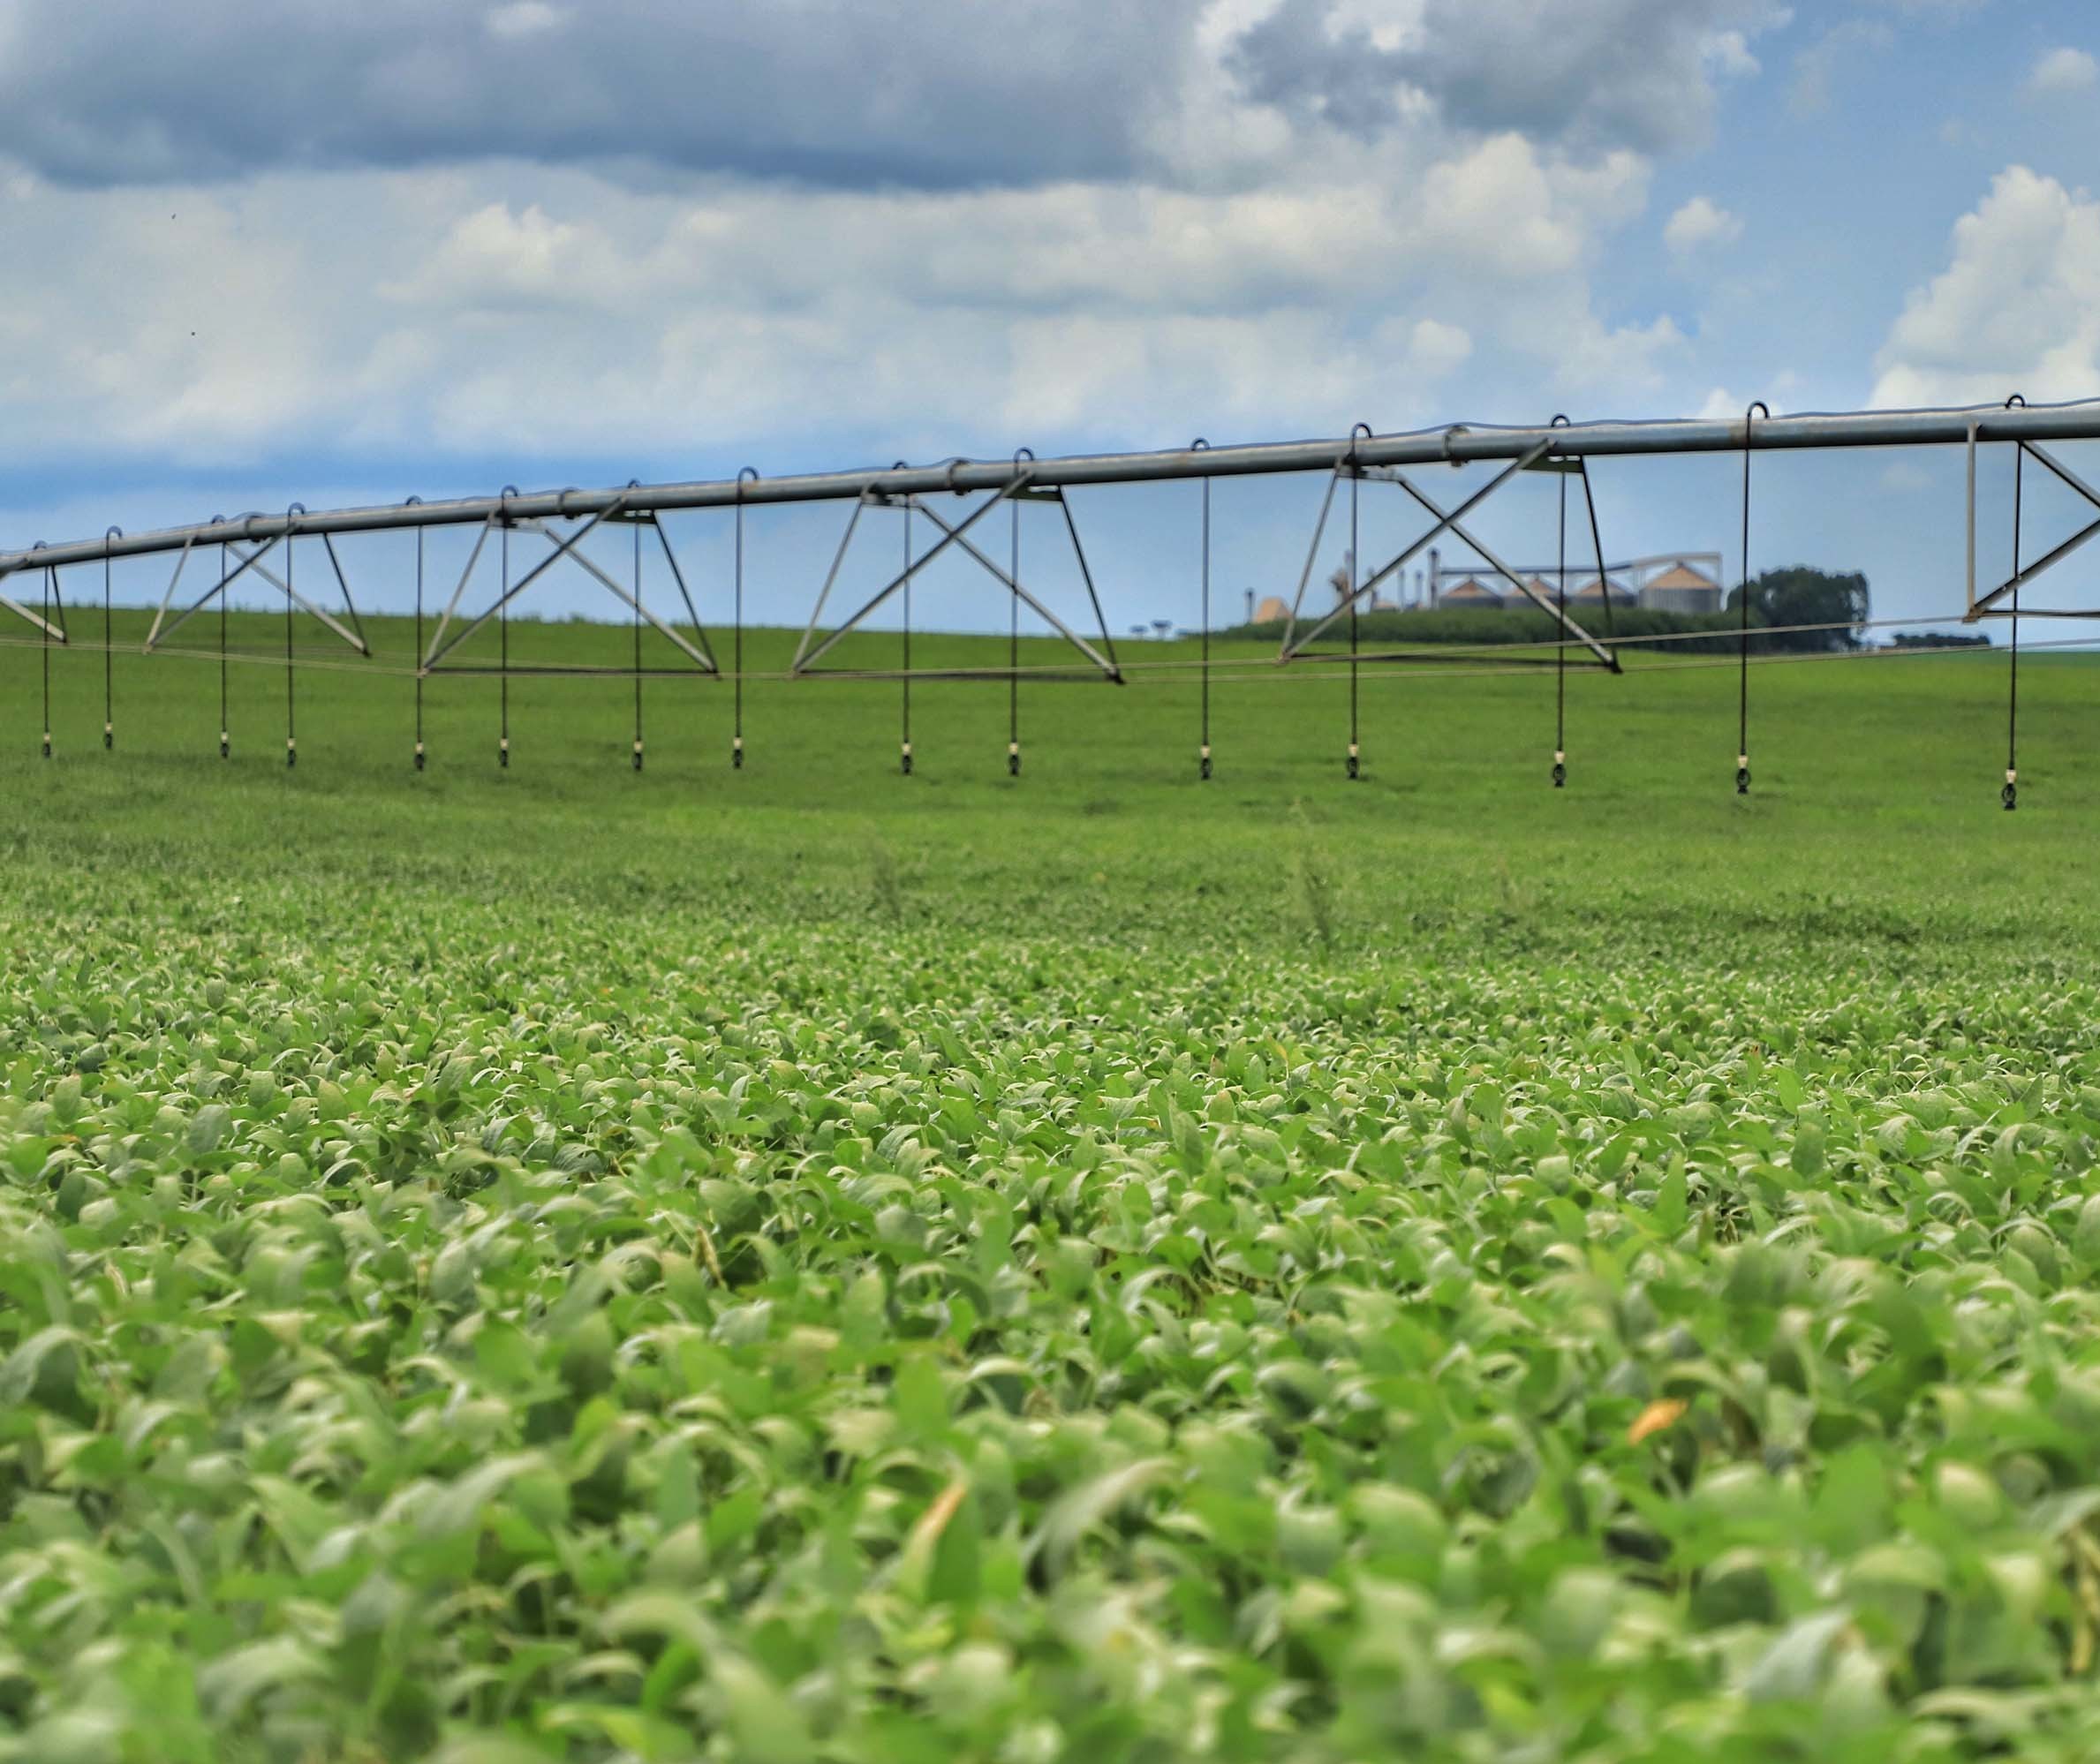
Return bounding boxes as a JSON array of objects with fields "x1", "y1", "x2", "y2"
[{"x1": 3, "y1": 613, "x2": 2100, "y2": 1762}]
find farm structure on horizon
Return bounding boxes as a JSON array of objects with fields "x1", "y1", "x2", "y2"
[
  {"x1": 1, "y1": 397, "x2": 2092, "y2": 803},
  {"x1": 1429, "y1": 552, "x2": 1726, "y2": 614},
  {"x1": 1252, "y1": 552, "x2": 1726, "y2": 622}
]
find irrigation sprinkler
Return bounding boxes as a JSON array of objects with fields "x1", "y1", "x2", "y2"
[
  {"x1": 1737, "y1": 403, "x2": 1769, "y2": 795},
  {"x1": 3, "y1": 395, "x2": 2096, "y2": 795}
]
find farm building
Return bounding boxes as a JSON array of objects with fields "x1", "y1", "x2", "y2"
[
  {"x1": 1424, "y1": 552, "x2": 1725, "y2": 614},
  {"x1": 1640, "y1": 561, "x2": 1723, "y2": 613},
  {"x1": 1572, "y1": 575, "x2": 1638, "y2": 607},
  {"x1": 1253, "y1": 595, "x2": 1291, "y2": 623}
]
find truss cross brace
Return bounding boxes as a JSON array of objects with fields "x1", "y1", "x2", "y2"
[
  {"x1": 147, "y1": 537, "x2": 369, "y2": 656},
  {"x1": 903, "y1": 494, "x2": 1122, "y2": 682},
  {"x1": 143, "y1": 534, "x2": 199, "y2": 648},
  {"x1": 1382, "y1": 471, "x2": 1619, "y2": 669},
  {"x1": 146, "y1": 537, "x2": 283, "y2": 651},
  {"x1": 1278, "y1": 443, "x2": 1616, "y2": 669},
  {"x1": 793, "y1": 474, "x2": 1031, "y2": 675},
  {"x1": 1967, "y1": 426, "x2": 2100, "y2": 618},
  {"x1": 0, "y1": 568, "x2": 68, "y2": 641},
  {"x1": 1280, "y1": 441, "x2": 1555, "y2": 658},
  {"x1": 476, "y1": 517, "x2": 716, "y2": 675},
  {"x1": 423, "y1": 498, "x2": 630, "y2": 671}
]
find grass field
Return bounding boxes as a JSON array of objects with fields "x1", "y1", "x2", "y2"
[{"x1": 3, "y1": 608, "x2": 2099, "y2": 1760}]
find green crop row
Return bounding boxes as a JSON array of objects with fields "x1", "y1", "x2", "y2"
[{"x1": 3, "y1": 623, "x2": 2098, "y2": 1760}]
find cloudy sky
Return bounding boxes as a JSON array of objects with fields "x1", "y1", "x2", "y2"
[{"x1": 4, "y1": 0, "x2": 2098, "y2": 636}]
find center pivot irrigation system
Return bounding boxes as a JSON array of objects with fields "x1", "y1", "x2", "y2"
[{"x1": 4, "y1": 396, "x2": 2095, "y2": 803}]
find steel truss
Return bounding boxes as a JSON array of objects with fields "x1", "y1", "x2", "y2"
[
  {"x1": 5, "y1": 396, "x2": 2100, "y2": 579},
  {"x1": 419, "y1": 504, "x2": 715, "y2": 677},
  {"x1": 146, "y1": 531, "x2": 370, "y2": 657},
  {"x1": 3, "y1": 397, "x2": 2096, "y2": 686},
  {"x1": 1277, "y1": 442, "x2": 1620, "y2": 668},
  {"x1": 792, "y1": 473, "x2": 1122, "y2": 682},
  {"x1": 1967, "y1": 426, "x2": 2100, "y2": 622}
]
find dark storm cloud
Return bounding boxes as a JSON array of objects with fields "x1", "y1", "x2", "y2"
[
  {"x1": 1230, "y1": 0, "x2": 1767, "y2": 155},
  {"x1": 0, "y1": 1, "x2": 1782, "y2": 192},
  {"x1": 0, "y1": 0, "x2": 1207, "y2": 189},
  {"x1": 1225, "y1": 0, "x2": 1415, "y2": 136}
]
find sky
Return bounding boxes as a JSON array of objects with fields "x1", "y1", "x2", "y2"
[{"x1": 2, "y1": 0, "x2": 2098, "y2": 643}]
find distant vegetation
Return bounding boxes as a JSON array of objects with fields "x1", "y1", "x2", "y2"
[
  {"x1": 1235, "y1": 566, "x2": 1873, "y2": 657},
  {"x1": 1229, "y1": 603, "x2": 1746, "y2": 653},
  {"x1": 1890, "y1": 629, "x2": 1991, "y2": 649},
  {"x1": 1724, "y1": 566, "x2": 1871, "y2": 651}
]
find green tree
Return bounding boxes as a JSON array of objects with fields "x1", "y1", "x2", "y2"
[{"x1": 1726, "y1": 566, "x2": 1870, "y2": 652}]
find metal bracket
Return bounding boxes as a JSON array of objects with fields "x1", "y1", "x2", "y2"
[
  {"x1": 0, "y1": 567, "x2": 69, "y2": 642},
  {"x1": 1278, "y1": 441, "x2": 1617, "y2": 669},
  {"x1": 793, "y1": 476, "x2": 1026, "y2": 673},
  {"x1": 1278, "y1": 463, "x2": 1346, "y2": 657},
  {"x1": 1967, "y1": 426, "x2": 2100, "y2": 619},
  {"x1": 140, "y1": 532, "x2": 367, "y2": 658},
  {"x1": 423, "y1": 496, "x2": 634, "y2": 671},
  {"x1": 496, "y1": 518, "x2": 717, "y2": 675},
  {"x1": 905, "y1": 494, "x2": 1122, "y2": 681},
  {"x1": 1281, "y1": 442, "x2": 1553, "y2": 658},
  {"x1": 143, "y1": 532, "x2": 199, "y2": 649},
  {"x1": 789, "y1": 471, "x2": 1121, "y2": 681},
  {"x1": 320, "y1": 533, "x2": 371, "y2": 653}
]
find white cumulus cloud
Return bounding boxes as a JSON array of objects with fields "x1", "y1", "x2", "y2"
[
  {"x1": 1407, "y1": 317, "x2": 1473, "y2": 379},
  {"x1": 0, "y1": 1, "x2": 1782, "y2": 497},
  {"x1": 485, "y1": 2, "x2": 569, "y2": 39},
  {"x1": 1871, "y1": 166, "x2": 2100, "y2": 408},
  {"x1": 0, "y1": 141, "x2": 1683, "y2": 470},
  {"x1": 1702, "y1": 29, "x2": 1761, "y2": 79},
  {"x1": 2029, "y1": 47, "x2": 2098, "y2": 95},
  {"x1": 1665, "y1": 195, "x2": 1742, "y2": 256}
]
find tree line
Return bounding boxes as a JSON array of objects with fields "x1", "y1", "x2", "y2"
[{"x1": 1230, "y1": 567, "x2": 1874, "y2": 655}]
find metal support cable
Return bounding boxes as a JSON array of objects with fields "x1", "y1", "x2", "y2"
[
  {"x1": 632, "y1": 494, "x2": 645, "y2": 773},
  {"x1": 499, "y1": 487, "x2": 514, "y2": 768},
  {"x1": 1737, "y1": 402, "x2": 1768, "y2": 794},
  {"x1": 410, "y1": 503, "x2": 425, "y2": 770},
  {"x1": 41, "y1": 395, "x2": 2100, "y2": 579},
  {"x1": 1195, "y1": 437, "x2": 1211, "y2": 780},
  {"x1": 1009, "y1": 498, "x2": 1020, "y2": 770},
  {"x1": 1347, "y1": 423, "x2": 1371, "y2": 779},
  {"x1": 40, "y1": 563, "x2": 50, "y2": 758},
  {"x1": 283, "y1": 511, "x2": 300, "y2": 768},
  {"x1": 1583, "y1": 466, "x2": 1614, "y2": 645},
  {"x1": 321, "y1": 533, "x2": 368, "y2": 654},
  {"x1": 734, "y1": 468, "x2": 754, "y2": 766},
  {"x1": 1555, "y1": 454, "x2": 1567, "y2": 788},
  {"x1": 901, "y1": 488, "x2": 913, "y2": 775},
  {"x1": 1054, "y1": 490, "x2": 1120, "y2": 682},
  {"x1": 1008, "y1": 452, "x2": 1027, "y2": 776},
  {"x1": 1348, "y1": 464, "x2": 1360, "y2": 779},
  {"x1": 2006, "y1": 395, "x2": 2026, "y2": 810},
  {"x1": 7, "y1": 604, "x2": 2086, "y2": 686},
  {"x1": 218, "y1": 539, "x2": 229, "y2": 758},
  {"x1": 102, "y1": 529, "x2": 118, "y2": 749},
  {"x1": 1212, "y1": 628, "x2": 2100, "y2": 690},
  {"x1": 2009, "y1": 461, "x2": 2021, "y2": 781}
]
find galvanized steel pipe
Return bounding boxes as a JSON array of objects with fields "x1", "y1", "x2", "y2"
[{"x1": 8, "y1": 398, "x2": 2100, "y2": 577}]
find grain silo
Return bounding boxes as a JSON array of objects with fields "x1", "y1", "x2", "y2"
[
  {"x1": 1640, "y1": 561, "x2": 1723, "y2": 613},
  {"x1": 1572, "y1": 574, "x2": 1637, "y2": 607}
]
